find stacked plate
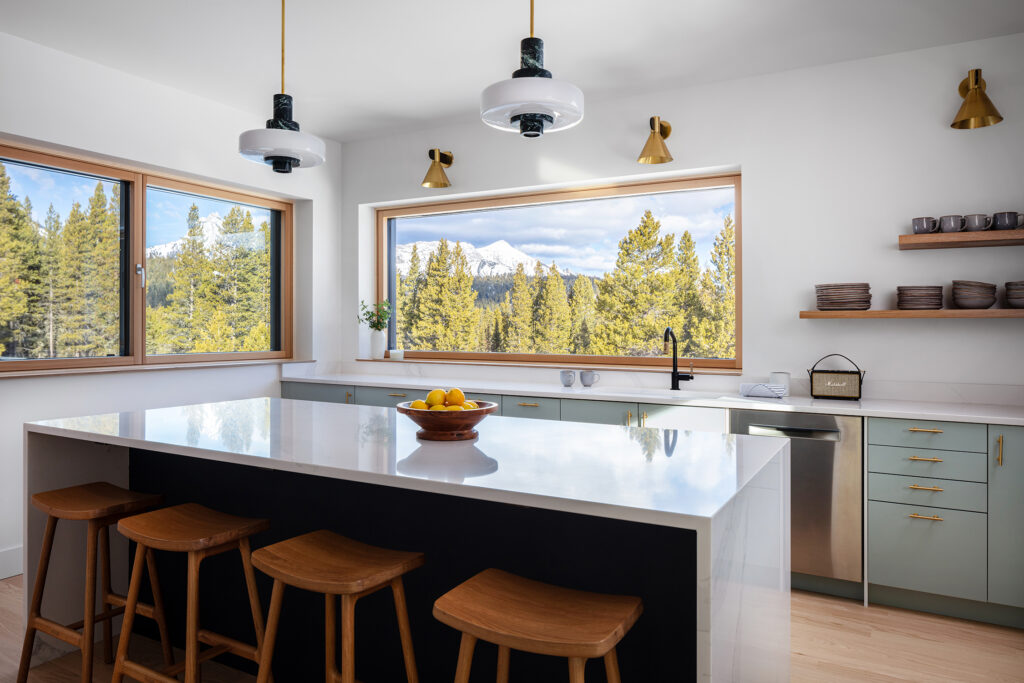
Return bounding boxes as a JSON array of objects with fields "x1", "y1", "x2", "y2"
[
  {"x1": 952, "y1": 280, "x2": 996, "y2": 309},
  {"x1": 897, "y1": 286, "x2": 943, "y2": 310},
  {"x1": 1007, "y1": 281, "x2": 1024, "y2": 309},
  {"x1": 816, "y1": 283, "x2": 871, "y2": 310}
]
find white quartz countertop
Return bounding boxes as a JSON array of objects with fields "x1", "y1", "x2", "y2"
[
  {"x1": 26, "y1": 397, "x2": 787, "y2": 531},
  {"x1": 284, "y1": 373, "x2": 1024, "y2": 426}
]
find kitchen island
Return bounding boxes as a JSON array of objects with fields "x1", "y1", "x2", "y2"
[{"x1": 23, "y1": 397, "x2": 790, "y2": 682}]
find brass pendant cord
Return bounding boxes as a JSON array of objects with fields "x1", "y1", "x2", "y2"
[
  {"x1": 281, "y1": 0, "x2": 286, "y2": 94},
  {"x1": 530, "y1": 0, "x2": 534, "y2": 37}
]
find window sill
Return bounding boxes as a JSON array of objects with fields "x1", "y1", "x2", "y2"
[
  {"x1": 355, "y1": 357, "x2": 742, "y2": 376},
  {"x1": 0, "y1": 358, "x2": 314, "y2": 381}
]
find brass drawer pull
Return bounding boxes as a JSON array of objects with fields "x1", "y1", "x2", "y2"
[
  {"x1": 388, "y1": 393, "x2": 407, "y2": 397},
  {"x1": 641, "y1": 411, "x2": 648, "y2": 428},
  {"x1": 908, "y1": 484, "x2": 944, "y2": 492},
  {"x1": 345, "y1": 391, "x2": 353, "y2": 403},
  {"x1": 907, "y1": 428, "x2": 943, "y2": 434},
  {"x1": 908, "y1": 455, "x2": 944, "y2": 463},
  {"x1": 627, "y1": 410, "x2": 632, "y2": 427},
  {"x1": 997, "y1": 434, "x2": 1004, "y2": 467},
  {"x1": 518, "y1": 402, "x2": 540, "y2": 407},
  {"x1": 908, "y1": 513, "x2": 943, "y2": 522}
]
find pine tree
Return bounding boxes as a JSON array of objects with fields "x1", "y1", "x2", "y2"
[
  {"x1": 39, "y1": 205, "x2": 61, "y2": 358},
  {"x1": 56, "y1": 201, "x2": 93, "y2": 357},
  {"x1": 568, "y1": 275, "x2": 596, "y2": 354},
  {"x1": 690, "y1": 216, "x2": 736, "y2": 359},
  {"x1": 165, "y1": 204, "x2": 215, "y2": 353},
  {"x1": 396, "y1": 244, "x2": 422, "y2": 349},
  {"x1": 504, "y1": 262, "x2": 535, "y2": 353},
  {"x1": 672, "y1": 230, "x2": 703, "y2": 356},
  {"x1": 0, "y1": 163, "x2": 30, "y2": 356},
  {"x1": 409, "y1": 239, "x2": 479, "y2": 351},
  {"x1": 591, "y1": 210, "x2": 675, "y2": 356},
  {"x1": 532, "y1": 263, "x2": 571, "y2": 353}
]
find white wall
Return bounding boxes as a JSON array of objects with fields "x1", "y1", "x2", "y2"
[
  {"x1": 0, "y1": 31, "x2": 344, "y2": 577},
  {"x1": 325, "y1": 32, "x2": 1024, "y2": 401}
]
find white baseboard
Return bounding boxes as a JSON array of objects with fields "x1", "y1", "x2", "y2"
[{"x1": 0, "y1": 544, "x2": 23, "y2": 579}]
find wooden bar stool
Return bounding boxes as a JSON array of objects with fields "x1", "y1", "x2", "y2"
[
  {"x1": 433, "y1": 569, "x2": 643, "y2": 683},
  {"x1": 251, "y1": 530, "x2": 424, "y2": 683},
  {"x1": 17, "y1": 482, "x2": 172, "y2": 683},
  {"x1": 112, "y1": 503, "x2": 270, "y2": 683}
]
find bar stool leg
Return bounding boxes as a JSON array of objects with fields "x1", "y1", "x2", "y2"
[
  {"x1": 239, "y1": 539, "x2": 267, "y2": 656},
  {"x1": 496, "y1": 645, "x2": 510, "y2": 683},
  {"x1": 16, "y1": 515, "x2": 57, "y2": 683},
  {"x1": 145, "y1": 548, "x2": 175, "y2": 667},
  {"x1": 568, "y1": 656, "x2": 586, "y2": 683},
  {"x1": 326, "y1": 594, "x2": 338, "y2": 682},
  {"x1": 80, "y1": 520, "x2": 100, "y2": 683},
  {"x1": 185, "y1": 551, "x2": 202, "y2": 683},
  {"x1": 112, "y1": 543, "x2": 148, "y2": 683},
  {"x1": 99, "y1": 524, "x2": 114, "y2": 665},
  {"x1": 603, "y1": 648, "x2": 621, "y2": 683},
  {"x1": 340, "y1": 594, "x2": 356, "y2": 683},
  {"x1": 391, "y1": 577, "x2": 419, "y2": 683},
  {"x1": 256, "y1": 579, "x2": 284, "y2": 683},
  {"x1": 453, "y1": 633, "x2": 476, "y2": 683}
]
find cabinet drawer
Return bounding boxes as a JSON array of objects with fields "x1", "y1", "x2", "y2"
[
  {"x1": 868, "y1": 445, "x2": 987, "y2": 483},
  {"x1": 560, "y1": 399, "x2": 637, "y2": 426},
  {"x1": 638, "y1": 404, "x2": 728, "y2": 432},
  {"x1": 868, "y1": 418, "x2": 987, "y2": 453},
  {"x1": 281, "y1": 382, "x2": 354, "y2": 404},
  {"x1": 353, "y1": 386, "x2": 423, "y2": 408},
  {"x1": 868, "y1": 472, "x2": 987, "y2": 513},
  {"x1": 463, "y1": 392, "x2": 502, "y2": 409},
  {"x1": 868, "y1": 500, "x2": 987, "y2": 602},
  {"x1": 501, "y1": 395, "x2": 560, "y2": 421}
]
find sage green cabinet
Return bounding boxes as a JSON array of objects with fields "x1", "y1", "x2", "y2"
[
  {"x1": 989, "y1": 425, "x2": 1024, "y2": 608},
  {"x1": 464, "y1": 392, "x2": 502, "y2": 408},
  {"x1": 638, "y1": 404, "x2": 728, "y2": 432},
  {"x1": 281, "y1": 381, "x2": 354, "y2": 404},
  {"x1": 560, "y1": 399, "x2": 637, "y2": 426},
  {"x1": 868, "y1": 444, "x2": 987, "y2": 483},
  {"x1": 353, "y1": 386, "x2": 422, "y2": 407},
  {"x1": 868, "y1": 418, "x2": 987, "y2": 453},
  {"x1": 868, "y1": 472, "x2": 987, "y2": 513},
  {"x1": 501, "y1": 395, "x2": 560, "y2": 421}
]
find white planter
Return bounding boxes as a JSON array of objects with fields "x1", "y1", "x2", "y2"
[{"x1": 370, "y1": 330, "x2": 386, "y2": 360}]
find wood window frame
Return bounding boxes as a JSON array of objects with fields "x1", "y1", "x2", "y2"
[
  {"x1": 375, "y1": 172, "x2": 742, "y2": 371},
  {"x1": 0, "y1": 142, "x2": 293, "y2": 373}
]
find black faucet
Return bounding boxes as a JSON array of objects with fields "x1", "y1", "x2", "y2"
[{"x1": 663, "y1": 327, "x2": 694, "y2": 391}]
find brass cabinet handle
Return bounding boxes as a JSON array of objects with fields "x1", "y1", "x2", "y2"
[
  {"x1": 345, "y1": 391, "x2": 353, "y2": 403},
  {"x1": 388, "y1": 393, "x2": 407, "y2": 397},
  {"x1": 641, "y1": 412, "x2": 648, "y2": 428},
  {"x1": 518, "y1": 402, "x2": 540, "y2": 407},
  {"x1": 997, "y1": 434, "x2": 1004, "y2": 467},
  {"x1": 627, "y1": 410, "x2": 632, "y2": 427},
  {"x1": 908, "y1": 484, "x2": 944, "y2": 492},
  {"x1": 907, "y1": 427, "x2": 944, "y2": 434},
  {"x1": 908, "y1": 513, "x2": 943, "y2": 522},
  {"x1": 908, "y1": 455, "x2": 944, "y2": 463}
]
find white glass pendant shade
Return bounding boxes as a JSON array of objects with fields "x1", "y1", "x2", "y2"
[
  {"x1": 239, "y1": 127, "x2": 326, "y2": 169},
  {"x1": 480, "y1": 77, "x2": 584, "y2": 134}
]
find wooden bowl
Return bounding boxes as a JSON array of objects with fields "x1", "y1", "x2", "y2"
[{"x1": 395, "y1": 401, "x2": 499, "y2": 441}]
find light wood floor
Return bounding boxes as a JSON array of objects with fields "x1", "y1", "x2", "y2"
[{"x1": 0, "y1": 574, "x2": 1020, "y2": 681}]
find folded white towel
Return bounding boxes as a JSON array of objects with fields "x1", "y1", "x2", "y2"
[{"x1": 740, "y1": 383, "x2": 787, "y2": 399}]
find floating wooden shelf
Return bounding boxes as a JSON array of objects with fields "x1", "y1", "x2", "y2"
[
  {"x1": 898, "y1": 229, "x2": 1024, "y2": 250},
  {"x1": 800, "y1": 309, "x2": 1024, "y2": 319}
]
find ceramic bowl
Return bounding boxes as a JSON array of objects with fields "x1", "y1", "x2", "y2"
[{"x1": 396, "y1": 401, "x2": 499, "y2": 441}]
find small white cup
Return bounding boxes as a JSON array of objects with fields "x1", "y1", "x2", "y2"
[
  {"x1": 580, "y1": 370, "x2": 601, "y2": 387},
  {"x1": 769, "y1": 371, "x2": 790, "y2": 396},
  {"x1": 559, "y1": 370, "x2": 576, "y2": 387},
  {"x1": 390, "y1": 349, "x2": 405, "y2": 361}
]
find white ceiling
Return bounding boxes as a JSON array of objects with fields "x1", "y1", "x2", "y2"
[{"x1": 3, "y1": 0, "x2": 1024, "y2": 142}]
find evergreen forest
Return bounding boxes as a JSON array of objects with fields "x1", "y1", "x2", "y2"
[{"x1": 395, "y1": 209, "x2": 736, "y2": 359}]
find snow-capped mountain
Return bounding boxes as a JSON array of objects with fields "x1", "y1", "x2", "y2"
[
  {"x1": 396, "y1": 239, "x2": 563, "y2": 277},
  {"x1": 146, "y1": 213, "x2": 264, "y2": 257}
]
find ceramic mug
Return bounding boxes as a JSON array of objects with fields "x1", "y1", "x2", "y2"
[
  {"x1": 911, "y1": 217, "x2": 937, "y2": 234},
  {"x1": 964, "y1": 214, "x2": 992, "y2": 231},
  {"x1": 580, "y1": 370, "x2": 601, "y2": 387},
  {"x1": 769, "y1": 371, "x2": 791, "y2": 396},
  {"x1": 938, "y1": 215, "x2": 965, "y2": 233},
  {"x1": 992, "y1": 211, "x2": 1024, "y2": 230},
  {"x1": 559, "y1": 370, "x2": 576, "y2": 387}
]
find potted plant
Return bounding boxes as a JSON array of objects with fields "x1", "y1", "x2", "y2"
[{"x1": 359, "y1": 300, "x2": 391, "y2": 359}]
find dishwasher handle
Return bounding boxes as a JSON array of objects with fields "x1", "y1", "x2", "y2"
[{"x1": 746, "y1": 424, "x2": 841, "y2": 441}]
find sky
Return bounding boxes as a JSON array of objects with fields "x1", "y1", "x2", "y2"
[
  {"x1": 2, "y1": 157, "x2": 271, "y2": 248},
  {"x1": 395, "y1": 185, "x2": 736, "y2": 276}
]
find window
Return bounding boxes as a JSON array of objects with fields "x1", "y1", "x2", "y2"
[
  {"x1": 0, "y1": 144, "x2": 292, "y2": 373},
  {"x1": 378, "y1": 175, "x2": 741, "y2": 369}
]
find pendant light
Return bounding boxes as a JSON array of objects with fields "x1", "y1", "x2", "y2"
[
  {"x1": 421, "y1": 149, "x2": 454, "y2": 188},
  {"x1": 480, "y1": 0, "x2": 584, "y2": 138},
  {"x1": 637, "y1": 116, "x2": 673, "y2": 164},
  {"x1": 951, "y1": 68, "x2": 1003, "y2": 130},
  {"x1": 239, "y1": 0, "x2": 325, "y2": 172}
]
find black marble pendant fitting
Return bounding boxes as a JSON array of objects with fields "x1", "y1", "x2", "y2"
[
  {"x1": 266, "y1": 93, "x2": 301, "y2": 131},
  {"x1": 513, "y1": 37, "x2": 551, "y2": 79},
  {"x1": 511, "y1": 112, "x2": 554, "y2": 138}
]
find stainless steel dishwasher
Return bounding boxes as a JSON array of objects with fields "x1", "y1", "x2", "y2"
[{"x1": 730, "y1": 409, "x2": 863, "y2": 582}]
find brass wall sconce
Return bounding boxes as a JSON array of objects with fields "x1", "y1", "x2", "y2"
[
  {"x1": 637, "y1": 116, "x2": 673, "y2": 164},
  {"x1": 421, "y1": 148, "x2": 454, "y2": 188},
  {"x1": 951, "y1": 68, "x2": 1003, "y2": 130}
]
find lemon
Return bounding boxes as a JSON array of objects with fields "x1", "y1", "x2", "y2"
[
  {"x1": 445, "y1": 404, "x2": 465, "y2": 411},
  {"x1": 426, "y1": 389, "x2": 446, "y2": 406},
  {"x1": 429, "y1": 404, "x2": 447, "y2": 411},
  {"x1": 409, "y1": 399, "x2": 428, "y2": 410},
  {"x1": 445, "y1": 388, "x2": 466, "y2": 405},
  {"x1": 463, "y1": 400, "x2": 479, "y2": 410}
]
